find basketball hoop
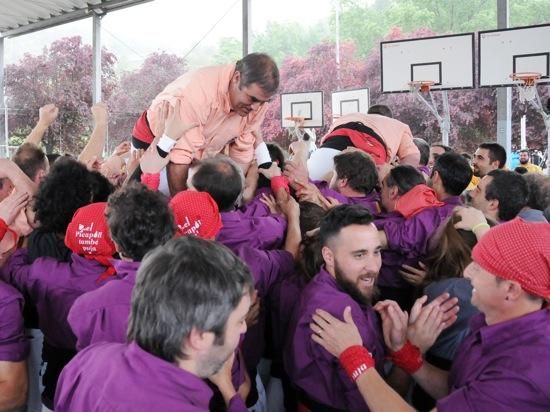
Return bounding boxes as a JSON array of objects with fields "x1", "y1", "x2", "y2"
[
  {"x1": 408, "y1": 80, "x2": 435, "y2": 94},
  {"x1": 510, "y1": 72, "x2": 541, "y2": 103}
]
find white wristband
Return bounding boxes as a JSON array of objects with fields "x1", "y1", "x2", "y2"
[
  {"x1": 255, "y1": 142, "x2": 272, "y2": 165},
  {"x1": 157, "y1": 134, "x2": 178, "y2": 153}
]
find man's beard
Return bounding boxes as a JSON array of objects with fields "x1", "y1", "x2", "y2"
[
  {"x1": 334, "y1": 261, "x2": 379, "y2": 306},
  {"x1": 519, "y1": 158, "x2": 528, "y2": 165}
]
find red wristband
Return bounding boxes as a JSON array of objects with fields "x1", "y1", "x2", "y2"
[
  {"x1": 0, "y1": 218, "x2": 7, "y2": 241},
  {"x1": 140, "y1": 173, "x2": 160, "y2": 191},
  {"x1": 271, "y1": 175, "x2": 290, "y2": 194},
  {"x1": 339, "y1": 345, "x2": 375, "y2": 382},
  {"x1": 389, "y1": 340, "x2": 423, "y2": 374}
]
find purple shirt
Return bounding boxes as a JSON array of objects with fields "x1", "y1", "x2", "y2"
[
  {"x1": 217, "y1": 209, "x2": 286, "y2": 252},
  {"x1": 55, "y1": 341, "x2": 247, "y2": 412},
  {"x1": 0, "y1": 280, "x2": 29, "y2": 362},
  {"x1": 235, "y1": 246, "x2": 295, "y2": 372},
  {"x1": 382, "y1": 196, "x2": 461, "y2": 261},
  {"x1": 0, "y1": 248, "x2": 116, "y2": 349},
  {"x1": 438, "y1": 309, "x2": 550, "y2": 411},
  {"x1": 68, "y1": 259, "x2": 141, "y2": 351},
  {"x1": 285, "y1": 267, "x2": 385, "y2": 411},
  {"x1": 314, "y1": 180, "x2": 380, "y2": 215},
  {"x1": 69, "y1": 259, "x2": 247, "y2": 397}
]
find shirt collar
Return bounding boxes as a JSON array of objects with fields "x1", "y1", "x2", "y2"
[
  {"x1": 220, "y1": 65, "x2": 236, "y2": 114},
  {"x1": 126, "y1": 342, "x2": 213, "y2": 408},
  {"x1": 474, "y1": 309, "x2": 550, "y2": 349}
]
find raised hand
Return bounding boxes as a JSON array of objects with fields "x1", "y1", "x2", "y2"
[
  {"x1": 258, "y1": 162, "x2": 282, "y2": 180},
  {"x1": 311, "y1": 306, "x2": 363, "y2": 357},
  {"x1": 91, "y1": 102, "x2": 108, "y2": 126},
  {"x1": 0, "y1": 191, "x2": 29, "y2": 225},
  {"x1": 38, "y1": 103, "x2": 59, "y2": 127},
  {"x1": 164, "y1": 99, "x2": 198, "y2": 140},
  {"x1": 399, "y1": 262, "x2": 427, "y2": 286},
  {"x1": 373, "y1": 300, "x2": 408, "y2": 352}
]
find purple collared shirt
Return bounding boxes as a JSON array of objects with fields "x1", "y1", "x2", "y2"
[
  {"x1": 55, "y1": 341, "x2": 247, "y2": 412},
  {"x1": 0, "y1": 280, "x2": 29, "y2": 362},
  {"x1": 313, "y1": 180, "x2": 380, "y2": 215},
  {"x1": 217, "y1": 209, "x2": 286, "y2": 252},
  {"x1": 0, "y1": 248, "x2": 116, "y2": 349},
  {"x1": 285, "y1": 267, "x2": 385, "y2": 411},
  {"x1": 438, "y1": 309, "x2": 550, "y2": 411},
  {"x1": 382, "y1": 196, "x2": 462, "y2": 261},
  {"x1": 68, "y1": 259, "x2": 141, "y2": 351}
]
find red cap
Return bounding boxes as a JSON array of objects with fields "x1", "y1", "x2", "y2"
[
  {"x1": 472, "y1": 218, "x2": 550, "y2": 299},
  {"x1": 169, "y1": 191, "x2": 223, "y2": 239},
  {"x1": 64, "y1": 202, "x2": 117, "y2": 282}
]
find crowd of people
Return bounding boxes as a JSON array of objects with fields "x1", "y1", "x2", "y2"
[{"x1": 0, "y1": 52, "x2": 549, "y2": 412}]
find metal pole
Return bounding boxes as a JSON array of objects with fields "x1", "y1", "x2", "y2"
[
  {"x1": 242, "y1": 0, "x2": 251, "y2": 56},
  {"x1": 0, "y1": 37, "x2": 6, "y2": 158},
  {"x1": 92, "y1": 13, "x2": 103, "y2": 104},
  {"x1": 496, "y1": 0, "x2": 512, "y2": 166},
  {"x1": 335, "y1": 0, "x2": 341, "y2": 89}
]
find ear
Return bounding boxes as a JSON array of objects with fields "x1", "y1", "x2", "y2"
[
  {"x1": 389, "y1": 185, "x2": 399, "y2": 201},
  {"x1": 338, "y1": 177, "x2": 348, "y2": 190},
  {"x1": 487, "y1": 198, "x2": 499, "y2": 213},
  {"x1": 505, "y1": 280, "x2": 524, "y2": 302},
  {"x1": 186, "y1": 327, "x2": 215, "y2": 356},
  {"x1": 321, "y1": 245, "x2": 334, "y2": 269},
  {"x1": 34, "y1": 169, "x2": 47, "y2": 184},
  {"x1": 232, "y1": 70, "x2": 241, "y2": 86}
]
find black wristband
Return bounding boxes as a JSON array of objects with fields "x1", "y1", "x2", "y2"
[{"x1": 156, "y1": 145, "x2": 169, "y2": 158}]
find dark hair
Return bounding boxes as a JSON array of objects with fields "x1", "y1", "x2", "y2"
[
  {"x1": 89, "y1": 171, "x2": 115, "y2": 202},
  {"x1": 486, "y1": 170, "x2": 528, "y2": 221},
  {"x1": 46, "y1": 153, "x2": 61, "y2": 165},
  {"x1": 235, "y1": 53, "x2": 279, "y2": 94},
  {"x1": 413, "y1": 138, "x2": 430, "y2": 166},
  {"x1": 423, "y1": 213, "x2": 495, "y2": 284},
  {"x1": 266, "y1": 143, "x2": 286, "y2": 168},
  {"x1": 479, "y1": 142, "x2": 507, "y2": 168},
  {"x1": 431, "y1": 143, "x2": 452, "y2": 153},
  {"x1": 299, "y1": 201, "x2": 326, "y2": 235},
  {"x1": 385, "y1": 165, "x2": 425, "y2": 195},
  {"x1": 191, "y1": 156, "x2": 244, "y2": 212},
  {"x1": 128, "y1": 236, "x2": 254, "y2": 363},
  {"x1": 519, "y1": 149, "x2": 529, "y2": 154},
  {"x1": 461, "y1": 152, "x2": 472, "y2": 161},
  {"x1": 432, "y1": 152, "x2": 473, "y2": 196},
  {"x1": 523, "y1": 174, "x2": 550, "y2": 211},
  {"x1": 107, "y1": 183, "x2": 175, "y2": 261},
  {"x1": 333, "y1": 151, "x2": 378, "y2": 195},
  {"x1": 298, "y1": 232, "x2": 323, "y2": 282},
  {"x1": 12, "y1": 143, "x2": 48, "y2": 181},
  {"x1": 33, "y1": 157, "x2": 113, "y2": 234},
  {"x1": 319, "y1": 204, "x2": 374, "y2": 247},
  {"x1": 514, "y1": 166, "x2": 528, "y2": 175},
  {"x1": 368, "y1": 104, "x2": 393, "y2": 118}
]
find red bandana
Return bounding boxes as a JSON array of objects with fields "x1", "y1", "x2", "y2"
[
  {"x1": 394, "y1": 184, "x2": 444, "y2": 218},
  {"x1": 169, "y1": 191, "x2": 223, "y2": 239},
  {"x1": 64, "y1": 202, "x2": 117, "y2": 283},
  {"x1": 472, "y1": 218, "x2": 550, "y2": 299}
]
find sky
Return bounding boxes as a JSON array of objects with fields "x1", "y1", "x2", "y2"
[{"x1": 4, "y1": 0, "x2": 334, "y2": 71}]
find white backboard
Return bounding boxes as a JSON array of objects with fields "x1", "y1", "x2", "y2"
[
  {"x1": 479, "y1": 23, "x2": 550, "y2": 87},
  {"x1": 281, "y1": 91, "x2": 324, "y2": 128},
  {"x1": 331, "y1": 88, "x2": 370, "y2": 117},
  {"x1": 380, "y1": 33, "x2": 475, "y2": 93}
]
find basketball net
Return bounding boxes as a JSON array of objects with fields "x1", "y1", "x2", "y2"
[{"x1": 511, "y1": 72, "x2": 541, "y2": 103}]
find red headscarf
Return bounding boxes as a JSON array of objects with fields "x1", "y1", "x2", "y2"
[
  {"x1": 472, "y1": 218, "x2": 550, "y2": 299},
  {"x1": 64, "y1": 202, "x2": 117, "y2": 283},
  {"x1": 394, "y1": 184, "x2": 444, "y2": 218},
  {"x1": 169, "y1": 191, "x2": 223, "y2": 239}
]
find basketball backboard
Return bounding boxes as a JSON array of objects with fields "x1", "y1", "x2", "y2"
[
  {"x1": 331, "y1": 88, "x2": 370, "y2": 117},
  {"x1": 479, "y1": 23, "x2": 550, "y2": 87},
  {"x1": 280, "y1": 91, "x2": 324, "y2": 128},
  {"x1": 380, "y1": 33, "x2": 475, "y2": 93}
]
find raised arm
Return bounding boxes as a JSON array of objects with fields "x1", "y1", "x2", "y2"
[
  {"x1": 78, "y1": 102, "x2": 109, "y2": 165},
  {"x1": 24, "y1": 104, "x2": 59, "y2": 146}
]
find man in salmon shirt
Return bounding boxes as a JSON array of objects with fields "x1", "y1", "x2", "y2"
[{"x1": 132, "y1": 53, "x2": 279, "y2": 195}]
